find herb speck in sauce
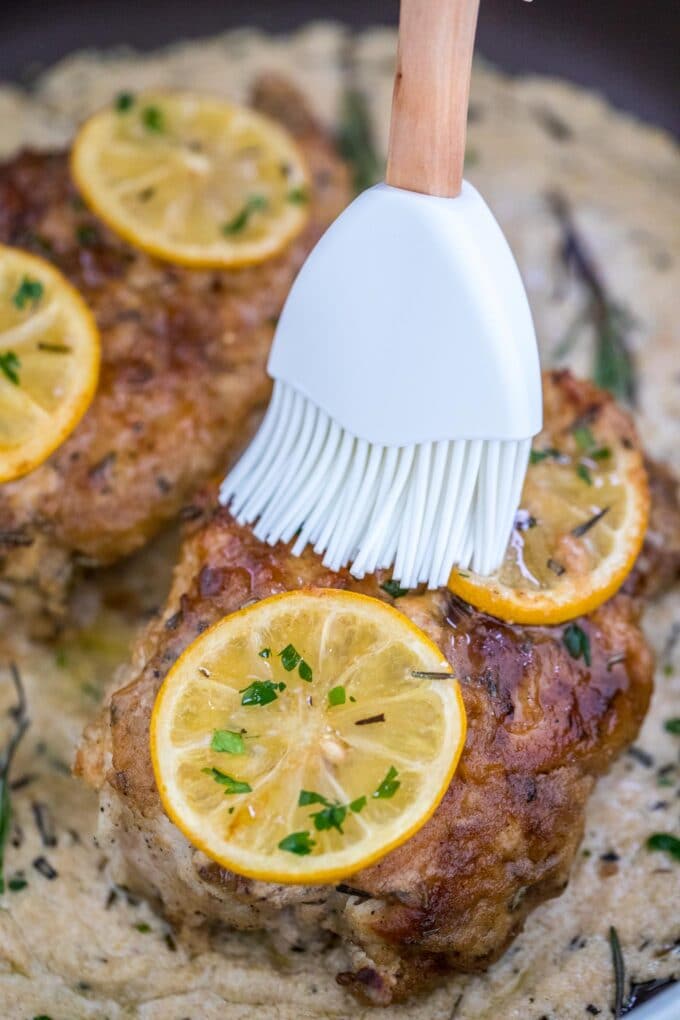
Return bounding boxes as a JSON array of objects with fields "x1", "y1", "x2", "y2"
[
  {"x1": 115, "y1": 91, "x2": 135, "y2": 112},
  {"x1": 141, "y1": 105, "x2": 165, "y2": 133}
]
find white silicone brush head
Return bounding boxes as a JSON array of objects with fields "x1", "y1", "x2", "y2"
[{"x1": 220, "y1": 181, "x2": 542, "y2": 586}]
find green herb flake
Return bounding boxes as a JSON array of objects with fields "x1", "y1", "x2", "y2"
[
  {"x1": 645, "y1": 832, "x2": 680, "y2": 861},
  {"x1": 8, "y1": 875, "x2": 27, "y2": 892},
  {"x1": 12, "y1": 276, "x2": 43, "y2": 310},
  {"x1": 298, "y1": 789, "x2": 330, "y2": 808},
  {"x1": 328, "y1": 685, "x2": 346, "y2": 707},
  {"x1": 115, "y1": 91, "x2": 135, "y2": 112},
  {"x1": 349, "y1": 795, "x2": 367, "y2": 814},
  {"x1": 278, "y1": 830, "x2": 315, "y2": 856},
  {"x1": 563, "y1": 623, "x2": 591, "y2": 666},
  {"x1": 210, "y1": 729, "x2": 245, "y2": 755},
  {"x1": 380, "y1": 579, "x2": 409, "y2": 599},
  {"x1": 240, "y1": 679, "x2": 285, "y2": 706},
  {"x1": 572, "y1": 424, "x2": 596, "y2": 451},
  {"x1": 298, "y1": 659, "x2": 313, "y2": 682},
  {"x1": 287, "y1": 186, "x2": 309, "y2": 204},
  {"x1": 373, "y1": 765, "x2": 400, "y2": 800},
  {"x1": 592, "y1": 447, "x2": 611, "y2": 460},
  {"x1": 349, "y1": 695, "x2": 357, "y2": 703},
  {"x1": 134, "y1": 922, "x2": 152, "y2": 933},
  {"x1": 664, "y1": 718, "x2": 680, "y2": 735},
  {"x1": 222, "y1": 194, "x2": 268, "y2": 235},
  {"x1": 530, "y1": 447, "x2": 560, "y2": 464},
  {"x1": 311, "y1": 804, "x2": 347, "y2": 834},
  {"x1": 76, "y1": 223, "x2": 99, "y2": 246},
  {"x1": 259, "y1": 647, "x2": 271, "y2": 659},
  {"x1": 201, "y1": 766, "x2": 252, "y2": 795},
  {"x1": 0, "y1": 351, "x2": 21, "y2": 386},
  {"x1": 576, "y1": 463, "x2": 593, "y2": 485},
  {"x1": 142, "y1": 105, "x2": 165, "y2": 133},
  {"x1": 279, "y1": 644, "x2": 301, "y2": 672}
]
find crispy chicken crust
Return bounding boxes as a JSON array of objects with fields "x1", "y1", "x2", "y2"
[
  {"x1": 0, "y1": 77, "x2": 350, "y2": 626},
  {"x1": 77, "y1": 373, "x2": 679, "y2": 1004}
]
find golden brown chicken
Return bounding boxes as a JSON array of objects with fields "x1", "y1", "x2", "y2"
[
  {"x1": 77, "y1": 373, "x2": 680, "y2": 1005},
  {"x1": 0, "y1": 77, "x2": 350, "y2": 627}
]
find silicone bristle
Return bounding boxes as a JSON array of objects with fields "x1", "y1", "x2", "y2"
[{"x1": 220, "y1": 381, "x2": 531, "y2": 588}]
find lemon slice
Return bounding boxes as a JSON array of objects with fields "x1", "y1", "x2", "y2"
[
  {"x1": 151, "y1": 589, "x2": 466, "y2": 884},
  {"x1": 0, "y1": 245, "x2": 100, "y2": 483},
  {"x1": 449, "y1": 375, "x2": 649, "y2": 625},
  {"x1": 71, "y1": 91, "x2": 311, "y2": 268}
]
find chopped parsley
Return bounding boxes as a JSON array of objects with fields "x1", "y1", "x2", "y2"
[
  {"x1": 259, "y1": 647, "x2": 271, "y2": 659},
  {"x1": 287, "y1": 186, "x2": 309, "y2": 204},
  {"x1": 573, "y1": 424, "x2": 597, "y2": 451},
  {"x1": 298, "y1": 660, "x2": 313, "y2": 682},
  {"x1": 76, "y1": 223, "x2": 99, "y2": 246},
  {"x1": 7, "y1": 874, "x2": 27, "y2": 892},
  {"x1": 312, "y1": 803, "x2": 347, "y2": 834},
  {"x1": 380, "y1": 579, "x2": 409, "y2": 599},
  {"x1": 222, "y1": 194, "x2": 268, "y2": 235},
  {"x1": 141, "y1": 105, "x2": 165, "y2": 132},
  {"x1": 645, "y1": 832, "x2": 680, "y2": 861},
  {"x1": 240, "y1": 680, "x2": 285, "y2": 706},
  {"x1": 0, "y1": 351, "x2": 20, "y2": 386},
  {"x1": 297, "y1": 788, "x2": 366, "y2": 835},
  {"x1": 134, "y1": 921, "x2": 151, "y2": 933},
  {"x1": 529, "y1": 447, "x2": 560, "y2": 464},
  {"x1": 12, "y1": 276, "x2": 43, "y2": 310},
  {"x1": 201, "y1": 766, "x2": 251, "y2": 795},
  {"x1": 279, "y1": 644, "x2": 301, "y2": 671},
  {"x1": 373, "y1": 765, "x2": 400, "y2": 800},
  {"x1": 576, "y1": 462, "x2": 593, "y2": 486},
  {"x1": 278, "y1": 830, "x2": 315, "y2": 856},
  {"x1": 278, "y1": 643, "x2": 312, "y2": 681},
  {"x1": 115, "y1": 91, "x2": 135, "y2": 112},
  {"x1": 328, "y1": 685, "x2": 346, "y2": 707},
  {"x1": 563, "y1": 623, "x2": 591, "y2": 666},
  {"x1": 664, "y1": 718, "x2": 680, "y2": 735},
  {"x1": 298, "y1": 790, "x2": 329, "y2": 808},
  {"x1": 210, "y1": 729, "x2": 245, "y2": 754}
]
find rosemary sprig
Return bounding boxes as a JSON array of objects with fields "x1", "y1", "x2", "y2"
[
  {"x1": 337, "y1": 88, "x2": 382, "y2": 195},
  {"x1": 0, "y1": 664, "x2": 30, "y2": 893},
  {"x1": 608, "y1": 925, "x2": 625, "y2": 1019},
  {"x1": 550, "y1": 193, "x2": 636, "y2": 404}
]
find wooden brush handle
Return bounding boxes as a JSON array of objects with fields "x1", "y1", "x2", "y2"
[{"x1": 386, "y1": 0, "x2": 480, "y2": 198}]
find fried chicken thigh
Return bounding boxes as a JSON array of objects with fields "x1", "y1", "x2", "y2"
[
  {"x1": 0, "y1": 78, "x2": 349, "y2": 625},
  {"x1": 78, "y1": 374, "x2": 679, "y2": 1004}
]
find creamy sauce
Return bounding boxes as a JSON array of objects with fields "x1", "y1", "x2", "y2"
[{"x1": 0, "y1": 23, "x2": 678, "y2": 1019}]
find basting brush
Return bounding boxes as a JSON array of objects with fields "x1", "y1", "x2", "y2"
[{"x1": 220, "y1": 0, "x2": 542, "y2": 588}]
